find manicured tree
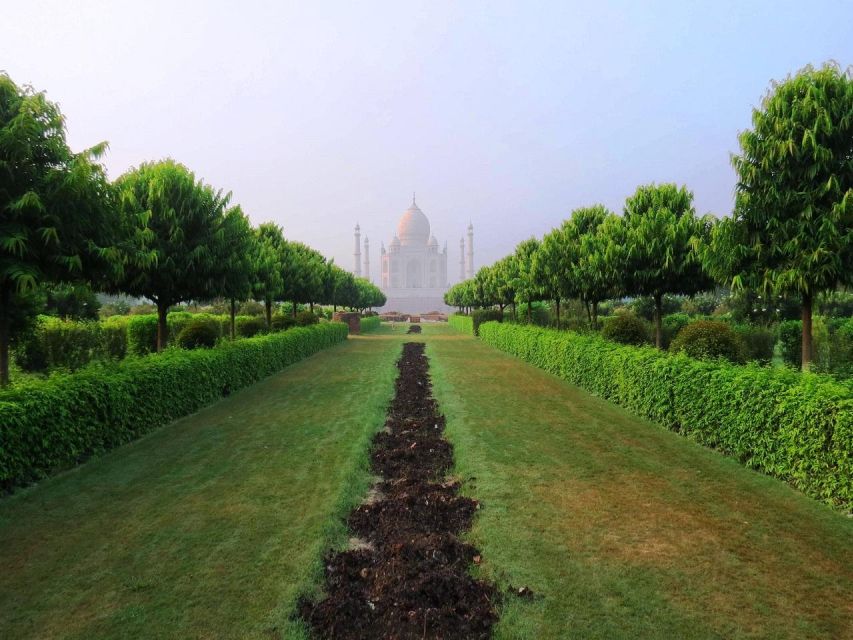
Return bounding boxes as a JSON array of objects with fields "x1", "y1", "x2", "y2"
[
  {"x1": 704, "y1": 63, "x2": 853, "y2": 370},
  {"x1": 114, "y1": 160, "x2": 231, "y2": 351},
  {"x1": 211, "y1": 206, "x2": 254, "y2": 339},
  {"x1": 492, "y1": 257, "x2": 517, "y2": 317},
  {"x1": 535, "y1": 228, "x2": 572, "y2": 327},
  {"x1": 0, "y1": 74, "x2": 120, "y2": 385},
  {"x1": 331, "y1": 266, "x2": 357, "y2": 312},
  {"x1": 573, "y1": 206, "x2": 622, "y2": 327},
  {"x1": 622, "y1": 183, "x2": 712, "y2": 348},
  {"x1": 282, "y1": 241, "x2": 326, "y2": 315},
  {"x1": 252, "y1": 223, "x2": 286, "y2": 328},
  {"x1": 513, "y1": 238, "x2": 544, "y2": 323}
]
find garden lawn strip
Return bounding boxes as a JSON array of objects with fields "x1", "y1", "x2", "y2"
[
  {"x1": 299, "y1": 342, "x2": 498, "y2": 639},
  {"x1": 0, "y1": 328, "x2": 403, "y2": 640},
  {"x1": 425, "y1": 324, "x2": 853, "y2": 640}
]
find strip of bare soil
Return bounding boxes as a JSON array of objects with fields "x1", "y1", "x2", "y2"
[{"x1": 299, "y1": 342, "x2": 498, "y2": 639}]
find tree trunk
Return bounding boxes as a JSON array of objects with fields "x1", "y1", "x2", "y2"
[
  {"x1": 802, "y1": 293, "x2": 813, "y2": 371},
  {"x1": 527, "y1": 301, "x2": 532, "y2": 323},
  {"x1": 292, "y1": 300, "x2": 297, "y2": 318},
  {"x1": 230, "y1": 298, "x2": 237, "y2": 339},
  {"x1": 0, "y1": 285, "x2": 10, "y2": 387},
  {"x1": 265, "y1": 298, "x2": 272, "y2": 329},
  {"x1": 654, "y1": 293, "x2": 663, "y2": 349},
  {"x1": 156, "y1": 301, "x2": 169, "y2": 352},
  {"x1": 584, "y1": 300, "x2": 591, "y2": 324},
  {"x1": 309, "y1": 301, "x2": 314, "y2": 313},
  {"x1": 555, "y1": 298, "x2": 561, "y2": 328},
  {"x1": 592, "y1": 301, "x2": 599, "y2": 329}
]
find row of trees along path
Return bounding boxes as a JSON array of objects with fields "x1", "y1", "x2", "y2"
[
  {"x1": 0, "y1": 73, "x2": 384, "y2": 386},
  {"x1": 445, "y1": 63, "x2": 853, "y2": 370},
  {"x1": 298, "y1": 342, "x2": 499, "y2": 639}
]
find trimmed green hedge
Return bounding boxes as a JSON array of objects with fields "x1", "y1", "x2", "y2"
[
  {"x1": 478, "y1": 321, "x2": 853, "y2": 510},
  {"x1": 449, "y1": 313, "x2": 474, "y2": 335},
  {"x1": 0, "y1": 322, "x2": 348, "y2": 493},
  {"x1": 360, "y1": 316, "x2": 381, "y2": 333}
]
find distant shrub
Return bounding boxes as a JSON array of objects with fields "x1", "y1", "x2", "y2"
[
  {"x1": 631, "y1": 295, "x2": 682, "y2": 321},
  {"x1": 127, "y1": 314, "x2": 159, "y2": 355},
  {"x1": 176, "y1": 320, "x2": 219, "y2": 349},
  {"x1": 270, "y1": 314, "x2": 297, "y2": 332},
  {"x1": 14, "y1": 317, "x2": 104, "y2": 372},
  {"x1": 670, "y1": 320, "x2": 745, "y2": 363},
  {"x1": 295, "y1": 310, "x2": 319, "y2": 326},
  {"x1": 731, "y1": 324, "x2": 776, "y2": 364},
  {"x1": 236, "y1": 315, "x2": 267, "y2": 338},
  {"x1": 472, "y1": 309, "x2": 503, "y2": 336},
  {"x1": 100, "y1": 316, "x2": 129, "y2": 360},
  {"x1": 662, "y1": 313, "x2": 690, "y2": 348},
  {"x1": 601, "y1": 314, "x2": 650, "y2": 346},
  {"x1": 237, "y1": 300, "x2": 266, "y2": 316},
  {"x1": 449, "y1": 314, "x2": 474, "y2": 335},
  {"x1": 360, "y1": 316, "x2": 381, "y2": 333}
]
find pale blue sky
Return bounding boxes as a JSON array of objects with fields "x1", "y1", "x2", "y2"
[{"x1": 2, "y1": 1, "x2": 851, "y2": 280}]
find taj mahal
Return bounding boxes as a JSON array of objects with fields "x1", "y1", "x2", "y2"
[{"x1": 353, "y1": 196, "x2": 473, "y2": 314}]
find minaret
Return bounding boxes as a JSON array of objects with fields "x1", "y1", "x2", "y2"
[
  {"x1": 363, "y1": 237, "x2": 370, "y2": 282},
  {"x1": 466, "y1": 222, "x2": 474, "y2": 279},
  {"x1": 459, "y1": 237, "x2": 466, "y2": 281},
  {"x1": 354, "y1": 224, "x2": 362, "y2": 277}
]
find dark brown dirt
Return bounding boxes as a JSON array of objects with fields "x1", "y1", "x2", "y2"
[
  {"x1": 298, "y1": 342, "x2": 498, "y2": 639},
  {"x1": 406, "y1": 325, "x2": 422, "y2": 334}
]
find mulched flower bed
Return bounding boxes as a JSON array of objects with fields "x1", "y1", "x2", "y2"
[{"x1": 298, "y1": 342, "x2": 498, "y2": 639}]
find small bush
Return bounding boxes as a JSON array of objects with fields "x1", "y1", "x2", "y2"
[
  {"x1": 360, "y1": 316, "x2": 381, "y2": 333},
  {"x1": 670, "y1": 320, "x2": 745, "y2": 363},
  {"x1": 270, "y1": 314, "x2": 297, "y2": 332},
  {"x1": 449, "y1": 314, "x2": 474, "y2": 335},
  {"x1": 472, "y1": 309, "x2": 503, "y2": 336},
  {"x1": 731, "y1": 324, "x2": 777, "y2": 364},
  {"x1": 295, "y1": 310, "x2": 319, "y2": 326},
  {"x1": 601, "y1": 314, "x2": 650, "y2": 346},
  {"x1": 236, "y1": 315, "x2": 267, "y2": 338},
  {"x1": 128, "y1": 314, "x2": 159, "y2": 355},
  {"x1": 662, "y1": 313, "x2": 690, "y2": 348},
  {"x1": 176, "y1": 320, "x2": 219, "y2": 349}
]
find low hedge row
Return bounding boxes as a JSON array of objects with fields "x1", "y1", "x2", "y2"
[
  {"x1": 360, "y1": 316, "x2": 381, "y2": 333},
  {"x1": 0, "y1": 322, "x2": 348, "y2": 493},
  {"x1": 449, "y1": 314, "x2": 474, "y2": 335},
  {"x1": 478, "y1": 321, "x2": 853, "y2": 510}
]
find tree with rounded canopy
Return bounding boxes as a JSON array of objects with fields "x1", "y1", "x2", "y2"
[
  {"x1": 0, "y1": 74, "x2": 120, "y2": 385},
  {"x1": 252, "y1": 223, "x2": 286, "y2": 328},
  {"x1": 513, "y1": 238, "x2": 544, "y2": 323},
  {"x1": 622, "y1": 183, "x2": 713, "y2": 348},
  {"x1": 209, "y1": 205, "x2": 254, "y2": 339},
  {"x1": 114, "y1": 159, "x2": 232, "y2": 351},
  {"x1": 282, "y1": 241, "x2": 326, "y2": 315},
  {"x1": 703, "y1": 63, "x2": 853, "y2": 370}
]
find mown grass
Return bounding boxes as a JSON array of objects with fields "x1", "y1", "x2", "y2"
[
  {"x1": 425, "y1": 324, "x2": 853, "y2": 640},
  {"x1": 0, "y1": 326, "x2": 405, "y2": 640}
]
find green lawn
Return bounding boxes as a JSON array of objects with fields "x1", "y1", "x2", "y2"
[
  {"x1": 0, "y1": 326, "x2": 406, "y2": 640},
  {"x1": 4, "y1": 322, "x2": 851, "y2": 639},
  {"x1": 424, "y1": 324, "x2": 853, "y2": 640}
]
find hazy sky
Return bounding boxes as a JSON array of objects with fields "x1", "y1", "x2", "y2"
[{"x1": 2, "y1": 1, "x2": 851, "y2": 281}]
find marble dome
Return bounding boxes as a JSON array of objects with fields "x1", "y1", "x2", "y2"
[{"x1": 397, "y1": 200, "x2": 430, "y2": 246}]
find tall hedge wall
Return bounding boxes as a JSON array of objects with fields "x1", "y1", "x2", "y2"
[
  {"x1": 0, "y1": 322, "x2": 348, "y2": 493},
  {"x1": 449, "y1": 314, "x2": 474, "y2": 335},
  {"x1": 478, "y1": 321, "x2": 853, "y2": 510}
]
